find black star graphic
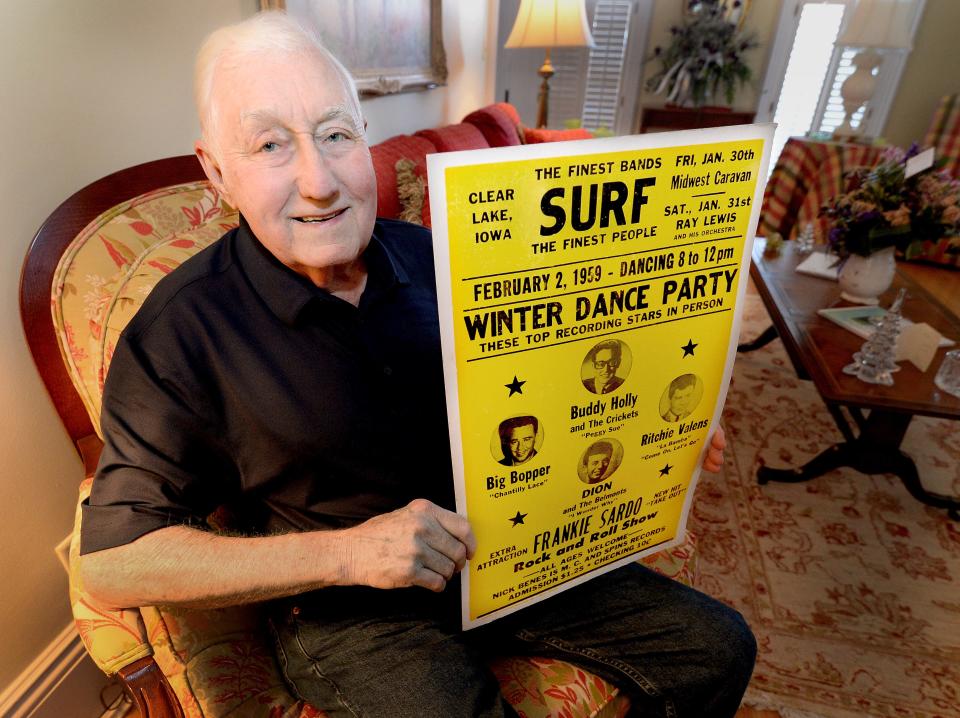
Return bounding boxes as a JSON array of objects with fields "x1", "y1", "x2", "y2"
[
  {"x1": 509, "y1": 511, "x2": 528, "y2": 526},
  {"x1": 505, "y1": 376, "x2": 526, "y2": 396},
  {"x1": 681, "y1": 339, "x2": 698, "y2": 357},
  {"x1": 659, "y1": 463, "x2": 673, "y2": 477}
]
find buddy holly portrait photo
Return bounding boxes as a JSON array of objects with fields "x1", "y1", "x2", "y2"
[{"x1": 581, "y1": 339, "x2": 632, "y2": 395}]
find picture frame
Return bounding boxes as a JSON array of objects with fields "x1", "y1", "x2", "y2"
[
  {"x1": 259, "y1": 0, "x2": 447, "y2": 96},
  {"x1": 684, "y1": 0, "x2": 752, "y2": 29}
]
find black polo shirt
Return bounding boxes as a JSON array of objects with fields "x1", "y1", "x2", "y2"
[{"x1": 80, "y1": 217, "x2": 454, "y2": 554}]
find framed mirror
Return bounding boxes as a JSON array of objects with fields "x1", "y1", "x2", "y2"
[{"x1": 260, "y1": 0, "x2": 447, "y2": 96}]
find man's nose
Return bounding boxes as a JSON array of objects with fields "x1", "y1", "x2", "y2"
[{"x1": 296, "y1": 143, "x2": 339, "y2": 201}]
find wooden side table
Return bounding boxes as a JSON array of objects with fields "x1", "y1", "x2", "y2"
[
  {"x1": 746, "y1": 240, "x2": 960, "y2": 520},
  {"x1": 638, "y1": 105, "x2": 755, "y2": 133}
]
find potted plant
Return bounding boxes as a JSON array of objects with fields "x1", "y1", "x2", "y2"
[
  {"x1": 646, "y1": 0, "x2": 757, "y2": 109},
  {"x1": 821, "y1": 144, "x2": 960, "y2": 304}
]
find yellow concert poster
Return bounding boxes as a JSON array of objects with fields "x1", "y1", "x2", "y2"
[{"x1": 427, "y1": 125, "x2": 774, "y2": 628}]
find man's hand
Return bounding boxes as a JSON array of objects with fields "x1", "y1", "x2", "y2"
[
  {"x1": 343, "y1": 499, "x2": 476, "y2": 592},
  {"x1": 702, "y1": 426, "x2": 727, "y2": 472}
]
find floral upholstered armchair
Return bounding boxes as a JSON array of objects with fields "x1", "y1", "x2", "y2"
[{"x1": 21, "y1": 155, "x2": 699, "y2": 718}]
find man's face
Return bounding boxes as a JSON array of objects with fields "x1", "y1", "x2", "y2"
[
  {"x1": 586, "y1": 452, "x2": 610, "y2": 481},
  {"x1": 593, "y1": 348, "x2": 619, "y2": 384},
  {"x1": 670, "y1": 385, "x2": 695, "y2": 417},
  {"x1": 507, "y1": 424, "x2": 536, "y2": 463},
  {"x1": 198, "y1": 49, "x2": 377, "y2": 283}
]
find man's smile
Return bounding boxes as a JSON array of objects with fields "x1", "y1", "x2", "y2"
[{"x1": 293, "y1": 208, "x2": 348, "y2": 223}]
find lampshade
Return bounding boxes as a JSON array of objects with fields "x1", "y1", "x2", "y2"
[
  {"x1": 505, "y1": 0, "x2": 595, "y2": 49},
  {"x1": 837, "y1": 0, "x2": 917, "y2": 50}
]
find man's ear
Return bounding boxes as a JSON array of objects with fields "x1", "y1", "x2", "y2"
[{"x1": 195, "y1": 140, "x2": 233, "y2": 204}]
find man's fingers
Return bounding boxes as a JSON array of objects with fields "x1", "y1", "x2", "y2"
[
  {"x1": 702, "y1": 446, "x2": 724, "y2": 472},
  {"x1": 421, "y1": 526, "x2": 468, "y2": 571},
  {"x1": 429, "y1": 504, "x2": 477, "y2": 561},
  {"x1": 698, "y1": 426, "x2": 726, "y2": 472},
  {"x1": 345, "y1": 500, "x2": 476, "y2": 591},
  {"x1": 711, "y1": 426, "x2": 727, "y2": 450},
  {"x1": 418, "y1": 545, "x2": 457, "y2": 581},
  {"x1": 413, "y1": 565, "x2": 447, "y2": 593}
]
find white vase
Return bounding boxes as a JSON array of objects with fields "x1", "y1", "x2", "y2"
[{"x1": 837, "y1": 246, "x2": 896, "y2": 305}]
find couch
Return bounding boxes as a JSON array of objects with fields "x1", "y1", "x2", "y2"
[{"x1": 22, "y1": 102, "x2": 695, "y2": 718}]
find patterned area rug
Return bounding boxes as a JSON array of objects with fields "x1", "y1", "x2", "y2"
[{"x1": 691, "y1": 292, "x2": 960, "y2": 718}]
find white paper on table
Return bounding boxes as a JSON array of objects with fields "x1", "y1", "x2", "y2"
[
  {"x1": 896, "y1": 322, "x2": 943, "y2": 371},
  {"x1": 905, "y1": 147, "x2": 936, "y2": 179},
  {"x1": 795, "y1": 251, "x2": 840, "y2": 280}
]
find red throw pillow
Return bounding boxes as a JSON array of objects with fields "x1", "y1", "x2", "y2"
[
  {"x1": 369, "y1": 134, "x2": 437, "y2": 220},
  {"x1": 522, "y1": 127, "x2": 594, "y2": 144},
  {"x1": 415, "y1": 123, "x2": 489, "y2": 152},
  {"x1": 462, "y1": 103, "x2": 524, "y2": 147}
]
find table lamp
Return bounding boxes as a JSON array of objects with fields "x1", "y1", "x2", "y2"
[
  {"x1": 504, "y1": 0, "x2": 595, "y2": 129},
  {"x1": 835, "y1": 0, "x2": 916, "y2": 138}
]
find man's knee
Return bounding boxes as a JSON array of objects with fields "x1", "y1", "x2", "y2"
[
  {"x1": 689, "y1": 600, "x2": 756, "y2": 714},
  {"x1": 710, "y1": 605, "x2": 757, "y2": 684}
]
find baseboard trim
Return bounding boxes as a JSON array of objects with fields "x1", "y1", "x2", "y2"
[{"x1": 0, "y1": 624, "x2": 109, "y2": 718}]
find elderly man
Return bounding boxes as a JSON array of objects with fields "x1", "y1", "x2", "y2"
[{"x1": 80, "y1": 12, "x2": 752, "y2": 717}]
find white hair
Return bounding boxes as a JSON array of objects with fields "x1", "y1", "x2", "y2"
[{"x1": 194, "y1": 11, "x2": 363, "y2": 148}]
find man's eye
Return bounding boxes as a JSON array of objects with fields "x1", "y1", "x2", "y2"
[
  {"x1": 260, "y1": 141, "x2": 280, "y2": 153},
  {"x1": 324, "y1": 131, "x2": 350, "y2": 143}
]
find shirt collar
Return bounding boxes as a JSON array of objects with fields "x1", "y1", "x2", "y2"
[{"x1": 234, "y1": 215, "x2": 410, "y2": 325}]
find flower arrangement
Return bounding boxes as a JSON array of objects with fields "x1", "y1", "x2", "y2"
[
  {"x1": 646, "y1": 0, "x2": 757, "y2": 108},
  {"x1": 821, "y1": 144, "x2": 960, "y2": 260}
]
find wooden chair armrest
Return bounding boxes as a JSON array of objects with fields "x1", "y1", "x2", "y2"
[
  {"x1": 78, "y1": 434, "x2": 103, "y2": 478},
  {"x1": 117, "y1": 656, "x2": 184, "y2": 718}
]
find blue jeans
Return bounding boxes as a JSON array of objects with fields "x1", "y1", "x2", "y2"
[{"x1": 268, "y1": 564, "x2": 756, "y2": 717}]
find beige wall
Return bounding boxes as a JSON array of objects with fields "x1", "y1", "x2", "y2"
[
  {"x1": 638, "y1": 0, "x2": 782, "y2": 115},
  {"x1": 364, "y1": 0, "x2": 499, "y2": 143},
  {"x1": 637, "y1": 0, "x2": 955, "y2": 146},
  {"x1": 0, "y1": 0, "x2": 492, "y2": 695},
  {"x1": 0, "y1": 0, "x2": 256, "y2": 691},
  {"x1": 882, "y1": 0, "x2": 960, "y2": 147}
]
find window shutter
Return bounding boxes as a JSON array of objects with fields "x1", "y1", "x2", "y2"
[
  {"x1": 581, "y1": 0, "x2": 633, "y2": 132},
  {"x1": 547, "y1": 47, "x2": 589, "y2": 129},
  {"x1": 546, "y1": 0, "x2": 634, "y2": 132}
]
